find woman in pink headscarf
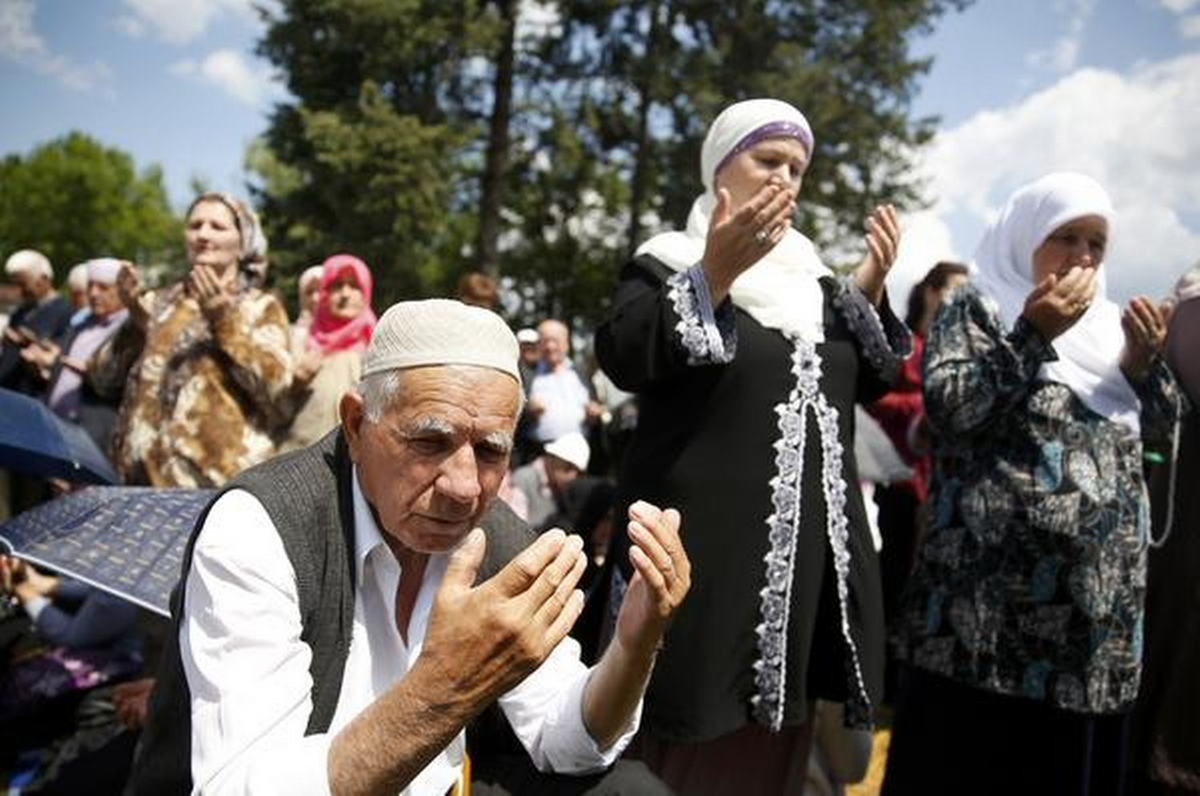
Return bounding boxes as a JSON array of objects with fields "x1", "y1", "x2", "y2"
[{"x1": 279, "y1": 253, "x2": 377, "y2": 451}]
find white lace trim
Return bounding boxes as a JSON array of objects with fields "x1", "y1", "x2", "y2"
[
  {"x1": 831, "y1": 276, "x2": 909, "y2": 385},
  {"x1": 752, "y1": 337, "x2": 872, "y2": 731},
  {"x1": 666, "y1": 267, "x2": 736, "y2": 365}
]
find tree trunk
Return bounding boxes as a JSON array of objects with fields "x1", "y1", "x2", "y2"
[
  {"x1": 626, "y1": 0, "x2": 666, "y2": 257},
  {"x1": 476, "y1": 0, "x2": 517, "y2": 278}
]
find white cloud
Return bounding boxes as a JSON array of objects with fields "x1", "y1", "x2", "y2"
[
  {"x1": 1026, "y1": 0, "x2": 1095, "y2": 73},
  {"x1": 891, "y1": 211, "x2": 960, "y2": 313},
  {"x1": 170, "y1": 49, "x2": 283, "y2": 108},
  {"x1": 1159, "y1": 0, "x2": 1199, "y2": 13},
  {"x1": 0, "y1": 0, "x2": 112, "y2": 93},
  {"x1": 903, "y1": 52, "x2": 1200, "y2": 303},
  {"x1": 1156, "y1": 0, "x2": 1200, "y2": 37},
  {"x1": 118, "y1": 0, "x2": 262, "y2": 44}
]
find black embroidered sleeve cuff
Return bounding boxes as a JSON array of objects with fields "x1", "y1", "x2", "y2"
[
  {"x1": 833, "y1": 277, "x2": 912, "y2": 384},
  {"x1": 665, "y1": 264, "x2": 737, "y2": 365},
  {"x1": 1007, "y1": 316, "x2": 1058, "y2": 378}
]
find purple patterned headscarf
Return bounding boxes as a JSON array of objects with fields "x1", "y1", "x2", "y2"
[{"x1": 701, "y1": 99, "x2": 815, "y2": 189}]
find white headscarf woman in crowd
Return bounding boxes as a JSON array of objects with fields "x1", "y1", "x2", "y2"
[
  {"x1": 885, "y1": 173, "x2": 1181, "y2": 794},
  {"x1": 971, "y1": 172, "x2": 1146, "y2": 430},
  {"x1": 596, "y1": 98, "x2": 909, "y2": 795}
]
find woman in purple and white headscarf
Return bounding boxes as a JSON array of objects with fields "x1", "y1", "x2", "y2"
[{"x1": 596, "y1": 98, "x2": 909, "y2": 793}]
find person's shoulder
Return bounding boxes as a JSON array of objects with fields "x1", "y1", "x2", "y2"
[
  {"x1": 619, "y1": 251, "x2": 679, "y2": 285},
  {"x1": 509, "y1": 463, "x2": 539, "y2": 488},
  {"x1": 195, "y1": 488, "x2": 278, "y2": 555},
  {"x1": 476, "y1": 498, "x2": 537, "y2": 582}
]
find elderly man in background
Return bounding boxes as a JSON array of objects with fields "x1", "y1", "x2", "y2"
[
  {"x1": 130, "y1": 299, "x2": 687, "y2": 795},
  {"x1": 508, "y1": 431, "x2": 591, "y2": 529},
  {"x1": 527, "y1": 319, "x2": 603, "y2": 449},
  {"x1": 65, "y1": 262, "x2": 91, "y2": 324},
  {"x1": 0, "y1": 249, "x2": 72, "y2": 397},
  {"x1": 22, "y1": 258, "x2": 130, "y2": 452}
]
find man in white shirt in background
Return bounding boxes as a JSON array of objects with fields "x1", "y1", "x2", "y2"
[
  {"x1": 129, "y1": 299, "x2": 689, "y2": 796},
  {"x1": 526, "y1": 319, "x2": 604, "y2": 447}
]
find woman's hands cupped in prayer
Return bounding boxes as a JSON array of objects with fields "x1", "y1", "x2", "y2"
[
  {"x1": 188, "y1": 262, "x2": 237, "y2": 319},
  {"x1": 702, "y1": 178, "x2": 796, "y2": 306},
  {"x1": 853, "y1": 204, "x2": 902, "y2": 306},
  {"x1": 1119, "y1": 296, "x2": 1171, "y2": 383},
  {"x1": 1021, "y1": 265, "x2": 1097, "y2": 342},
  {"x1": 116, "y1": 261, "x2": 151, "y2": 331}
]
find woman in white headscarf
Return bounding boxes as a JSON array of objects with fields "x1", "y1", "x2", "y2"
[
  {"x1": 885, "y1": 173, "x2": 1180, "y2": 794},
  {"x1": 595, "y1": 98, "x2": 908, "y2": 793}
]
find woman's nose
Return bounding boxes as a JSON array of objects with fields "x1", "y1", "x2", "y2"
[{"x1": 1070, "y1": 240, "x2": 1095, "y2": 265}]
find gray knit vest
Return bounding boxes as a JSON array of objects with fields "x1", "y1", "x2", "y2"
[{"x1": 127, "y1": 430, "x2": 534, "y2": 795}]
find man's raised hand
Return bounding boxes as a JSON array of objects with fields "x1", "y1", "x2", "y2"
[
  {"x1": 416, "y1": 527, "x2": 588, "y2": 714},
  {"x1": 615, "y1": 501, "x2": 690, "y2": 659}
]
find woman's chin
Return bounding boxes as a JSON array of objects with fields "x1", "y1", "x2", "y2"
[{"x1": 190, "y1": 258, "x2": 235, "y2": 273}]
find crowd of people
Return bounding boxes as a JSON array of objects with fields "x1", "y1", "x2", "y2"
[{"x1": 0, "y1": 97, "x2": 1195, "y2": 795}]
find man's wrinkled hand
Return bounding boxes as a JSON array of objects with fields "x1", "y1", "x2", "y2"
[
  {"x1": 414, "y1": 527, "x2": 587, "y2": 714},
  {"x1": 614, "y1": 501, "x2": 689, "y2": 659}
]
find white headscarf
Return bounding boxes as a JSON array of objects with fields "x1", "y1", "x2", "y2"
[
  {"x1": 637, "y1": 98, "x2": 832, "y2": 342},
  {"x1": 971, "y1": 172, "x2": 1141, "y2": 432}
]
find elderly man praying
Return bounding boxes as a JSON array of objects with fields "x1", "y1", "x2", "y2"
[{"x1": 129, "y1": 299, "x2": 688, "y2": 796}]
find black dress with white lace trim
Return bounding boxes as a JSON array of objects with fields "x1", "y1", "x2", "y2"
[{"x1": 596, "y1": 253, "x2": 909, "y2": 741}]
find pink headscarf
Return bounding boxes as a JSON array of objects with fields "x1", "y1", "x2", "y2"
[{"x1": 307, "y1": 254, "x2": 377, "y2": 355}]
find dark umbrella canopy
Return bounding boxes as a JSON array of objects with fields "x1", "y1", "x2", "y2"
[
  {"x1": 0, "y1": 386, "x2": 119, "y2": 485},
  {"x1": 0, "y1": 486, "x2": 215, "y2": 617}
]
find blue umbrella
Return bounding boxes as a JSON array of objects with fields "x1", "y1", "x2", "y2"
[
  {"x1": 0, "y1": 486, "x2": 215, "y2": 617},
  {"x1": 0, "y1": 386, "x2": 119, "y2": 485}
]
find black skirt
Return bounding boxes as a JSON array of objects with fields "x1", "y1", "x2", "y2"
[{"x1": 883, "y1": 666, "x2": 1131, "y2": 796}]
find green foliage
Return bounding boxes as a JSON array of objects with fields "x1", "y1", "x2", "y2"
[
  {"x1": 252, "y1": 0, "x2": 971, "y2": 328},
  {"x1": 0, "y1": 132, "x2": 183, "y2": 285}
]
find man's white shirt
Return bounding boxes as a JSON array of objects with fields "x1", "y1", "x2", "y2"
[{"x1": 181, "y1": 471, "x2": 638, "y2": 795}]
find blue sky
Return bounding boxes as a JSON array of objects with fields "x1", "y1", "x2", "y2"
[{"x1": 2, "y1": 0, "x2": 1198, "y2": 304}]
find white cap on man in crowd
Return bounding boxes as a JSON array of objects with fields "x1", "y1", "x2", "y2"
[
  {"x1": 516, "y1": 328, "x2": 539, "y2": 345},
  {"x1": 543, "y1": 432, "x2": 590, "y2": 472},
  {"x1": 4, "y1": 249, "x2": 53, "y2": 281},
  {"x1": 68, "y1": 263, "x2": 89, "y2": 292},
  {"x1": 85, "y1": 258, "x2": 123, "y2": 285},
  {"x1": 299, "y1": 264, "x2": 324, "y2": 291},
  {"x1": 363, "y1": 299, "x2": 520, "y2": 383}
]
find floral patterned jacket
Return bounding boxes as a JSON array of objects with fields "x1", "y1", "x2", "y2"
[
  {"x1": 90, "y1": 282, "x2": 293, "y2": 488},
  {"x1": 893, "y1": 285, "x2": 1182, "y2": 714}
]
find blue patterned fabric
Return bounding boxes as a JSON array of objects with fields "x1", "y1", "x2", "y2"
[
  {"x1": 893, "y1": 285, "x2": 1181, "y2": 713},
  {"x1": 0, "y1": 487, "x2": 215, "y2": 616}
]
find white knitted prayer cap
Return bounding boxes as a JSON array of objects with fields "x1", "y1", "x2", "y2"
[
  {"x1": 544, "y1": 432, "x2": 590, "y2": 472},
  {"x1": 84, "y1": 258, "x2": 123, "y2": 285},
  {"x1": 362, "y1": 299, "x2": 520, "y2": 383}
]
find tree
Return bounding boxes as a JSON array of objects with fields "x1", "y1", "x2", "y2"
[
  {"x1": 250, "y1": 0, "x2": 972, "y2": 327},
  {"x1": 0, "y1": 132, "x2": 182, "y2": 283},
  {"x1": 252, "y1": 0, "x2": 502, "y2": 306}
]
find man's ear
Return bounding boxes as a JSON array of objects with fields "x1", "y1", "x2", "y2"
[{"x1": 339, "y1": 392, "x2": 366, "y2": 463}]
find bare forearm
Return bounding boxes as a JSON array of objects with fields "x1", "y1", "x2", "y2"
[
  {"x1": 328, "y1": 665, "x2": 475, "y2": 796},
  {"x1": 853, "y1": 266, "x2": 885, "y2": 307},
  {"x1": 581, "y1": 634, "x2": 657, "y2": 751}
]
